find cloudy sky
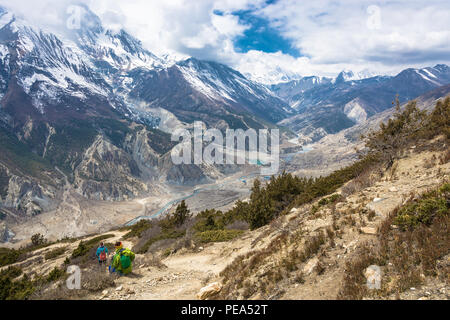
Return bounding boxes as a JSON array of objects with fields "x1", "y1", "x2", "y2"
[{"x1": 1, "y1": 0, "x2": 449, "y2": 83}]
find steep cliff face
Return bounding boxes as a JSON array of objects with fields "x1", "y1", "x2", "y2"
[
  {"x1": 73, "y1": 135, "x2": 147, "y2": 201},
  {"x1": 0, "y1": 163, "x2": 59, "y2": 217}
]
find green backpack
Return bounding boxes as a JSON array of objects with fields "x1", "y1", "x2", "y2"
[{"x1": 119, "y1": 249, "x2": 131, "y2": 269}]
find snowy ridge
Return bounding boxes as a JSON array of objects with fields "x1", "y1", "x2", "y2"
[
  {"x1": 0, "y1": 6, "x2": 291, "y2": 127},
  {"x1": 413, "y1": 66, "x2": 450, "y2": 86},
  {"x1": 333, "y1": 69, "x2": 378, "y2": 84},
  {"x1": 177, "y1": 58, "x2": 281, "y2": 104}
]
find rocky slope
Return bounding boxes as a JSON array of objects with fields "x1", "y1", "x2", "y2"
[{"x1": 1, "y1": 136, "x2": 448, "y2": 300}]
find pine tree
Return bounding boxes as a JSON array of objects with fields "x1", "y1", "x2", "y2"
[{"x1": 172, "y1": 200, "x2": 191, "y2": 228}]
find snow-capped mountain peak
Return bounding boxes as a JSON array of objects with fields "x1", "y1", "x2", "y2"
[
  {"x1": 334, "y1": 69, "x2": 378, "y2": 83},
  {"x1": 239, "y1": 64, "x2": 303, "y2": 86},
  {"x1": 410, "y1": 65, "x2": 450, "y2": 86},
  {"x1": 0, "y1": 5, "x2": 292, "y2": 130}
]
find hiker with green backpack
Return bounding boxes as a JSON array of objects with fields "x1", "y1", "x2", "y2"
[{"x1": 109, "y1": 242, "x2": 135, "y2": 275}]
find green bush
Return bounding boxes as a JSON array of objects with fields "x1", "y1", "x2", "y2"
[
  {"x1": 193, "y1": 209, "x2": 225, "y2": 233},
  {"x1": 0, "y1": 267, "x2": 35, "y2": 300},
  {"x1": 46, "y1": 267, "x2": 66, "y2": 283},
  {"x1": 394, "y1": 184, "x2": 449, "y2": 230},
  {"x1": 318, "y1": 194, "x2": 341, "y2": 206},
  {"x1": 0, "y1": 248, "x2": 20, "y2": 267},
  {"x1": 195, "y1": 230, "x2": 244, "y2": 243},
  {"x1": 123, "y1": 220, "x2": 153, "y2": 239},
  {"x1": 31, "y1": 234, "x2": 46, "y2": 246},
  {"x1": 71, "y1": 241, "x2": 88, "y2": 259},
  {"x1": 44, "y1": 247, "x2": 67, "y2": 261}
]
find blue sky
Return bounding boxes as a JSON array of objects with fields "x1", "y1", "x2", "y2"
[
  {"x1": 1, "y1": 0, "x2": 450, "y2": 83},
  {"x1": 230, "y1": 8, "x2": 301, "y2": 58}
]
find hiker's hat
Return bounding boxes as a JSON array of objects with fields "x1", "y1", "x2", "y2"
[{"x1": 115, "y1": 241, "x2": 123, "y2": 249}]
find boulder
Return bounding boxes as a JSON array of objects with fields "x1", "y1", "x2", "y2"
[
  {"x1": 197, "y1": 282, "x2": 222, "y2": 300},
  {"x1": 303, "y1": 257, "x2": 319, "y2": 275}
]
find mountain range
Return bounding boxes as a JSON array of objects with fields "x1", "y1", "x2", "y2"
[
  {"x1": 0, "y1": 4, "x2": 449, "y2": 226},
  {"x1": 276, "y1": 64, "x2": 450, "y2": 143}
]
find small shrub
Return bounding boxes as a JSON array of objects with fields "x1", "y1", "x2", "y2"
[
  {"x1": 337, "y1": 244, "x2": 379, "y2": 300},
  {"x1": 71, "y1": 241, "x2": 88, "y2": 259},
  {"x1": 45, "y1": 247, "x2": 67, "y2": 261},
  {"x1": 394, "y1": 184, "x2": 449, "y2": 230},
  {"x1": 161, "y1": 200, "x2": 191, "y2": 230},
  {"x1": 367, "y1": 210, "x2": 376, "y2": 221},
  {"x1": 46, "y1": 267, "x2": 66, "y2": 283},
  {"x1": 123, "y1": 220, "x2": 153, "y2": 239},
  {"x1": 0, "y1": 248, "x2": 20, "y2": 267},
  {"x1": 0, "y1": 267, "x2": 35, "y2": 300},
  {"x1": 294, "y1": 272, "x2": 305, "y2": 284},
  {"x1": 318, "y1": 194, "x2": 341, "y2": 207},
  {"x1": 195, "y1": 229, "x2": 244, "y2": 244},
  {"x1": 299, "y1": 232, "x2": 326, "y2": 263},
  {"x1": 31, "y1": 234, "x2": 46, "y2": 246}
]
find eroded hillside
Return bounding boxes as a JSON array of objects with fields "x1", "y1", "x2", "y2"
[{"x1": 0, "y1": 97, "x2": 449, "y2": 300}]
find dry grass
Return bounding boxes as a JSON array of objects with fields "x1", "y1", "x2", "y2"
[
  {"x1": 32, "y1": 268, "x2": 116, "y2": 300},
  {"x1": 341, "y1": 169, "x2": 378, "y2": 197},
  {"x1": 338, "y1": 184, "x2": 449, "y2": 300},
  {"x1": 44, "y1": 247, "x2": 67, "y2": 261},
  {"x1": 423, "y1": 155, "x2": 437, "y2": 169},
  {"x1": 337, "y1": 243, "x2": 380, "y2": 300},
  {"x1": 216, "y1": 228, "x2": 330, "y2": 300},
  {"x1": 439, "y1": 149, "x2": 450, "y2": 165}
]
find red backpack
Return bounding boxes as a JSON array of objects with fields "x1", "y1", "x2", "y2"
[{"x1": 99, "y1": 248, "x2": 107, "y2": 261}]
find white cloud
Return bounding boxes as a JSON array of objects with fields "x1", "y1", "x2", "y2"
[
  {"x1": 1, "y1": 0, "x2": 449, "y2": 83},
  {"x1": 254, "y1": 0, "x2": 450, "y2": 76}
]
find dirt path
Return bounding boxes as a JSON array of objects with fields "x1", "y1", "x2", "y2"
[{"x1": 94, "y1": 233, "x2": 259, "y2": 300}]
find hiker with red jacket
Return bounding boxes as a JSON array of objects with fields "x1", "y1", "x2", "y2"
[{"x1": 96, "y1": 242, "x2": 109, "y2": 267}]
